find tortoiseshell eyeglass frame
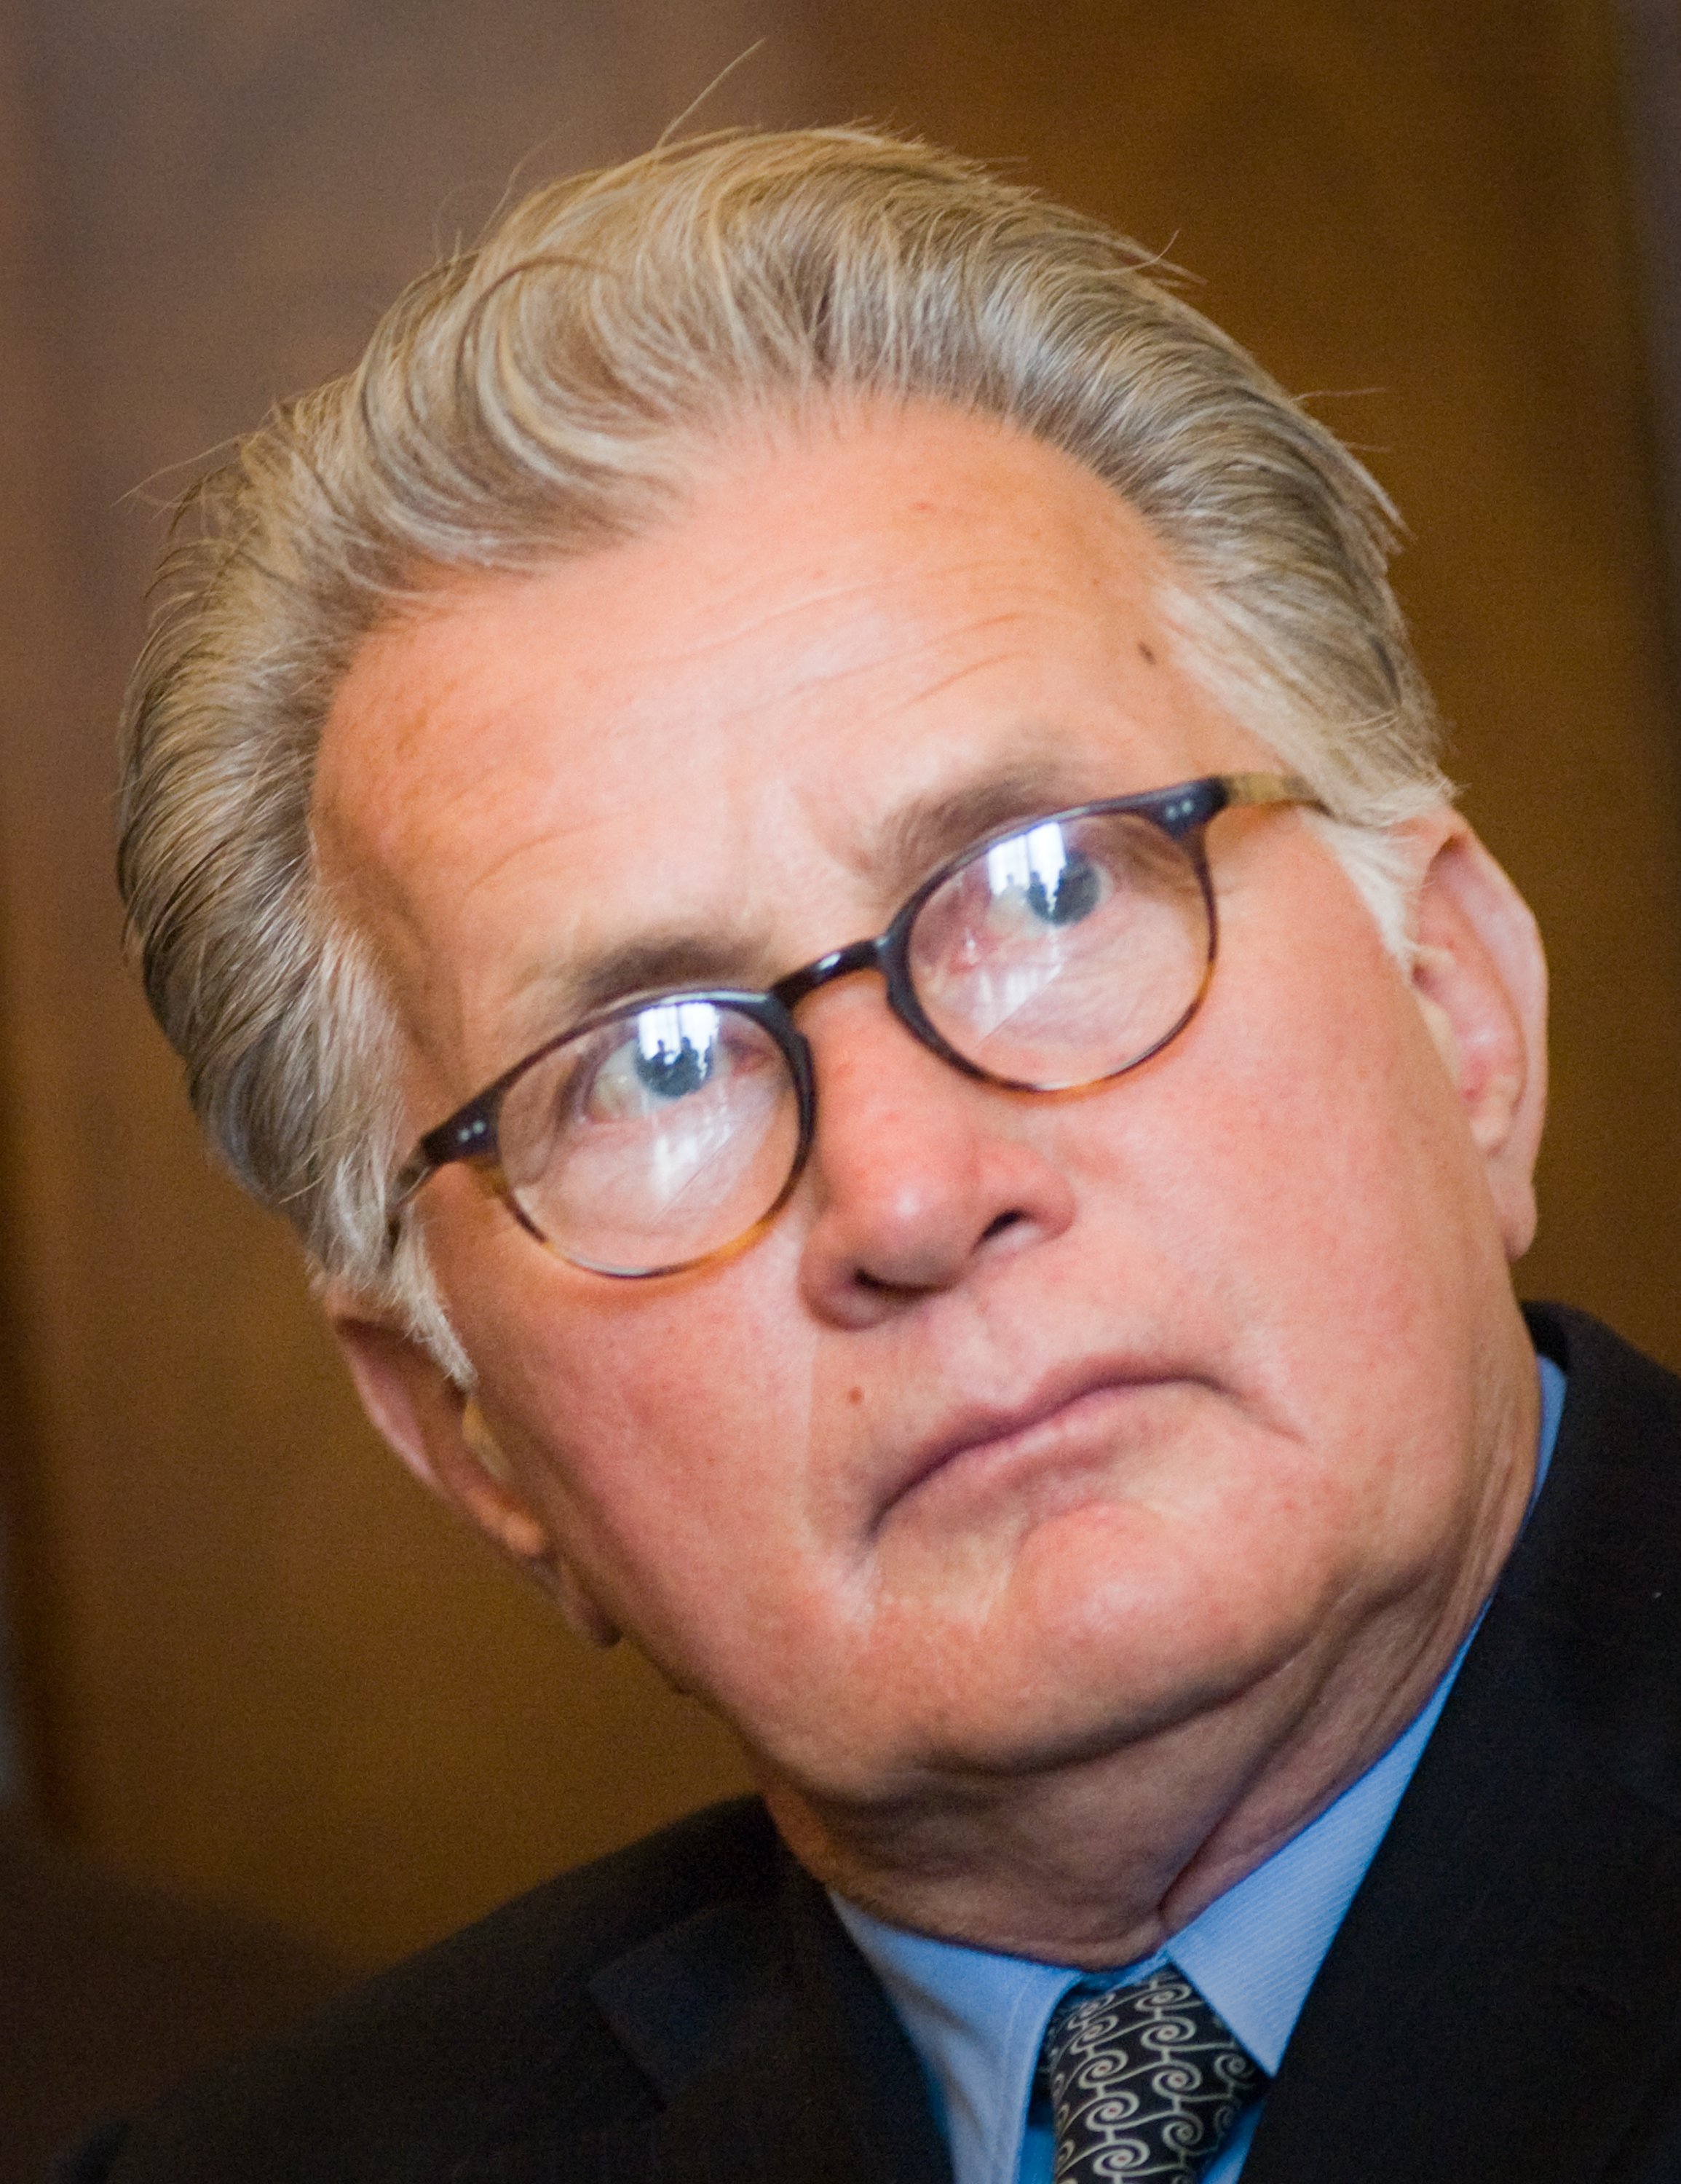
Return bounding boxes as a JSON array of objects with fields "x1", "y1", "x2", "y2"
[{"x1": 385, "y1": 771, "x2": 1323, "y2": 1276}]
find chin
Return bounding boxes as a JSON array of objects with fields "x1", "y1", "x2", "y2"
[
  {"x1": 716, "y1": 1500, "x2": 1355, "y2": 1803},
  {"x1": 754, "y1": 1623, "x2": 1294, "y2": 1812}
]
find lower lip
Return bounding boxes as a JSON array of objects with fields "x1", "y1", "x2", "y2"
[{"x1": 887, "y1": 1380, "x2": 1182, "y2": 1530}]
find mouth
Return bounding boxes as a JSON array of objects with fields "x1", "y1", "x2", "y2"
[{"x1": 877, "y1": 1357, "x2": 1198, "y2": 1531}]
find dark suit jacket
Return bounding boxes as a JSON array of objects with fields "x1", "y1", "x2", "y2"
[{"x1": 64, "y1": 1305, "x2": 1681, "y2": 2183}]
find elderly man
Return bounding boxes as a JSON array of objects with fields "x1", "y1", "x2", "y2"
[{"x1": 79, "y1": 130, "x2": 1681, "y2": 2183}]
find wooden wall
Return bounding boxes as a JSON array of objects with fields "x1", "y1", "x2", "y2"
[{"x1": 1, "y1": 0, "x2": 1676, "y2": 1967}]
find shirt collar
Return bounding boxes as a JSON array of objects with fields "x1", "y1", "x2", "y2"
[{"x1": 833, "y1": 1351, "x2": 1566, "y2": 2184}]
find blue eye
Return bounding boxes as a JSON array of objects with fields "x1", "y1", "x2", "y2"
[
  {"x1": 573, "y1": 1001, "x2": 729, "y2": 1123},
  {"x1": 1026, "y1": 852, "x2": 1101, "y2": 926},
  {"x1": 978, "y1": 824, "x2": 1107, "y2": 937},
  {"x1": 633, "y1": 1034, "x2": 713, "y2": 1100}
]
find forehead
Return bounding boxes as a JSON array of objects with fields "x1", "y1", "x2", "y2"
[{"x1": 312, "y1": 402, "x2": 1261, "y2": 1102}]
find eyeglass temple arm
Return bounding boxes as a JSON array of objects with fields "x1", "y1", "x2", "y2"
[{"x1": 1222, "y1": 772, "x2": 1323, "y2": 811}]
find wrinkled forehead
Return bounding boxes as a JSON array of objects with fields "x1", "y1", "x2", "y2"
[{"x1": 308, "y1": 403, "x2": 1258, "y2": 1092}]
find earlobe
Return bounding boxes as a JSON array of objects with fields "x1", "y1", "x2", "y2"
[
  {"x1": 328, "y1": 1305, "x2": 622, "y2": 1647},
  {"x1": 1404, "y1": 816, "x2": 1549, "y2": 1262}
]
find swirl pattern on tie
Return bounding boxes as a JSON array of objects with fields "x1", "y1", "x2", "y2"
[{"x1": 1038, "y1": 1965, "x2": 1265, "y2": 2181}]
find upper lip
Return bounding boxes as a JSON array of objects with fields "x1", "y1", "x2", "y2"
[{"x1": 877, "y1": 1352, "x2": 1187, "y2": 1522}]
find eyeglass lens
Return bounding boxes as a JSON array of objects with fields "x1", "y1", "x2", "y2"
[
  {"x1": 909, "y1": 810, "x2": 1211, "y2": 1089},
  {"x1": 493, "y1": 807, "x2": 1213, "y2": 1275},
  {"x1": 497, "y1": 998, "x2": 804, "y2": 1275}
]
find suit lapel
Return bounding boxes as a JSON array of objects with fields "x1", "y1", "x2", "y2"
[
  {"x1": 1245, "y1": 1307, "x2": 1681, "y2": 2184},
  {"x1": 1243, "y1": 1605, "x2": 1681, "y2": 2183},
  {"x1": 456, "y1": 1850, "x2": 950, "y2": 2184}
]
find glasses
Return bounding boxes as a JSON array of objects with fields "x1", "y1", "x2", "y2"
[{"x1": 390, "y1": 772, "x2": 1320, "y2": 1278}]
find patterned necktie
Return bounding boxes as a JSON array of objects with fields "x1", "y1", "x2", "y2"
[{"x1": 1037, "y1": 1964, "x2": 1265, "y2": 2182}]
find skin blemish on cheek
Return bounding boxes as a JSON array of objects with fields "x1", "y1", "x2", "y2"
[
  {"x1": 1138, "y1": 641, "x2": 1157, "y2": 666},
  {"x1": 848, "y1": 1385, "x2": 865, "y2": 1406}
]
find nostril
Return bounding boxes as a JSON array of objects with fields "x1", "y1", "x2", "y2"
[{"x1": 855, "y1": 1210, "x2": 1024, "y2": 1291}]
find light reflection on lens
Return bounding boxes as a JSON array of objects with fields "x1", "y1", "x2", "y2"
[
  {"x1": 985, "y1": 820, "x2": 1070, "y2": 909},
  {"x1": 634, "y1": 1001, "x2": 721, "y2": 1101}
]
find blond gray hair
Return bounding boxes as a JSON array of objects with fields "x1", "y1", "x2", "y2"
[{"x1": 118, "y1": 127, "x2": 1450, "y2": 1378}]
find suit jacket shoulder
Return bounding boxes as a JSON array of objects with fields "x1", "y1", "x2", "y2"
[{"x1": 67, "y1": 1795, "x2": 947, "y2": 2184}]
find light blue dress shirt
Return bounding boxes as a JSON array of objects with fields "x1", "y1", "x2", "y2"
[{"x1": 834, "y1": 1354, "x2": 1567, "y2": 2184}]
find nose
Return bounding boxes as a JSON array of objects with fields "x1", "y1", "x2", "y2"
[{"x1": 794, "y1": 977, "x2": 1077, "y2": 1328}]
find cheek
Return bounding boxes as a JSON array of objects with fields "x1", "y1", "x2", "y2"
[
  {"x1": 440, "y1": 1216, "x2": 830, "y2": 1651},
  {"x1": 1048, "y1": 894, "x2": 1494, "y2": 1538},
  {"x1": 1131, "y1": 885, "x2": 1479, "y2": 1308}
]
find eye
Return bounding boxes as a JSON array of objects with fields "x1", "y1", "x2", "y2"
[
  {"x1": 1023, "y1": 850, "x2": 1101, "y2": 927},
  {"x1": 633, "y1": 1032, "x2": 712, "y2": 1101},
  {"x1": 979, "y1": 823, "x2": 1109, "y2": 938},
  {"x1": 582, "y1": 1000, "x2": 725, "y2": 1120}
]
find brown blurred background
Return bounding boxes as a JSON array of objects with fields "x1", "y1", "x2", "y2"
[{"x1": 1, "y1": 0, "x2": 1678, "y2": 2164}]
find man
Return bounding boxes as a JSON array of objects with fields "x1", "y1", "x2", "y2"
[{"x1": 82, "y1": 129, "x2": 1681, "y2": 2182}]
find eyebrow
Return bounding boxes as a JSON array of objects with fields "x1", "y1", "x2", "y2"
[
  {"x1": 858, "y1": 755, "x2": 1105, "y2": 901},
  {"x1": 512, "y1": 744, "x2": 1119, "y2": 1037},
  {"x1": 551, "y1": 930, "x2": 779, "y2": 1023}
]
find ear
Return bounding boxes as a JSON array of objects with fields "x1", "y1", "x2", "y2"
[
  {"x1": 328, "y1": 1298, "x2": 621, "y2": 1647},
  {"x1": 1404, "y1": 814, "x2": 1549, "y2": 1261}
]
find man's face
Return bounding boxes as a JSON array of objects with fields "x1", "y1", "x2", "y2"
[{"x1": 315, "y1": 403, "x2": 1538, "y2": 1827}]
